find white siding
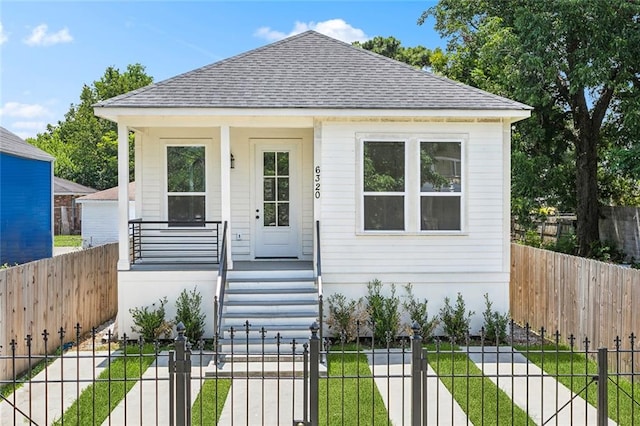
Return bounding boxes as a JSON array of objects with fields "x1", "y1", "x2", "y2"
[
  {"x1": 80, "y1": 200, "x2": 135, "y2": 247},
  {"x1": 318, "y1": 120, "x2": 510, "y2": 317}
]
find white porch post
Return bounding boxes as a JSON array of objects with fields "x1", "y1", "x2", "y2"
[
  {"x1": 117, "y1": 122, "x2": 130, "y2": 270},
  {"x1": 313, "y1": 119, "x2": 322, "y2": 275},
  {"x1": 220, "y1": 125, "x2": 233, "y2": 269}
]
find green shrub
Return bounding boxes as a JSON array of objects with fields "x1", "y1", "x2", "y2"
[
  {"x1": 481, "y1": 293, "x2": 509, "y2": 344},
  {"x1": 129, "y1": 297, "x2": 173, "y2": 341},
  {"x1": 175, "y1": 287, "x2": 206, "y2": 342},
  {"x1": 439, "y1": 293, "x2": 474, "y2": 342},
  {"x1": 402, "y1": 284, "x2": 438, "y2": 340},
  {"x1": 365, "y1": 279, "x2": 400, "y2": 345},
  {"x1": 325, "y1": 293, "x2": 365, "y2": 342}
]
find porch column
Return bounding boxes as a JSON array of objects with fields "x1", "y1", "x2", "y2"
[
  {"x1": 117, "y1": 122, "x2": 130, "y2": 270},
  {"x1": 220, "y1": 125, "x2": 233, "y2": 269},
  {"x1": 313, "y1": 119, "x2": 322, "y2": 275}
]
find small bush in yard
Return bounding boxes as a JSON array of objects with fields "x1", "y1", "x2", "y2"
[
  {"x1": 402, "y1": 284, "x2": 438, "y2": 340},
  {"x1": 482, "y1": 293, "x2": 509, "y2": 344},
  {"x1": 175, "y1": 287, "x2": 206, "y2": 342},
  {"x1": 439, "y1": 293, "x2": 474, "y2": 342},
  {"x1": 130, "y1": 297, "x2": 173, "y2": 341},
  {"x1": 365, "y1": 279, "x2": 401, "y2": 345},
  {"x1": 326, "y1": 293, "x2": 366, "y2": 342}
]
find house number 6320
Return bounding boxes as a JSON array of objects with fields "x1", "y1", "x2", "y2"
[{"x1": 314, "y1": 166, "x2": 321, "y2": 198}]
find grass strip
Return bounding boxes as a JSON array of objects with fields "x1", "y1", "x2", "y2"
[
  {"x1": 320, "y1": 351, "x2": 390, "y2": 425},
  {"x1": 517, "y1": 344, "x2": 640, "y2": 425},
  {"x1": 428, "y1": 351, "x2": 533, "y2": 425},
  {"x1": 53, "y1": 344, "x2": 156, "y2": 425},
  {"x1": 54, "y1": 235, "x2": 82, "y2": 247},
  {"x1": 190, "y1": 379, "x2": 231, "y2": 425},
  {"x1": 0, "y1": 348, "x2": 62, "y2": 398}
]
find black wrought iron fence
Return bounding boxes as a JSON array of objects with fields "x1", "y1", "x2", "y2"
[{"x1": 1, "y1": 322, "x2": 639, "y2": 425}]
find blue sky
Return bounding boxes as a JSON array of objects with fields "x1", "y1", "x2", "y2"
[{"x1": 1, "y1": 1, "x2": 444, "y2": 139}]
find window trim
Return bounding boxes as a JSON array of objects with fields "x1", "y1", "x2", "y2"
[
  {"x1": 357, "y1": 133, "x2": 467, "y2": 235},
  {"x1": 164, "y1": 142, "x2": 208, "y2": 228}
]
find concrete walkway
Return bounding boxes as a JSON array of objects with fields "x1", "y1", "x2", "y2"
[
  {"x1": 0, "y1": 349, "x2": 111, "y2": 425},
  {"x1": 368, "y1": 351, "x2": 471, "y2": 426},
  {"x1": 467, "y1": 346, "x2": 615, "y2": 426}
]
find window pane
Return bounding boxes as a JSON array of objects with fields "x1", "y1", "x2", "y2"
[
  {"x1": 421, "y1": 196, "x2": 461, "y2": 230},
  {"x1": 364, "y1": 196, "x2": 404, "y2": 230},
  {"x1": 364, "y1": 142, "x2": 404, "y2": 192},
  {"x1": 168, "y1": 195, "x2": 205, "y2": 225},
  {"x1": 264, "y1": 178, "x2": 276, "y2": 201},
  {"x1": 167, "y1": 146, "x2": 205, "y2": 192},
  {"x1": 277, "y1": 152, "x2": 289, "y2": 175},
  {"x1": 264, "y1": 152, "x2": 276, "y2": 176},
  {"x1": 277, "y1": 178, "x2": 289, "y2": 201},
  {"x1": 421, "y1": 142, "x2": 461, "y2": 193},
  {"x1": 264, "y1": 203, "x2": 276, "y2": 226},
  {"x1": 278, "y1": 203, "x2": 289, "y2": 226}
]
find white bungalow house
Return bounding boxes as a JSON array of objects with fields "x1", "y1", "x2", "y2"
[{"x1": 93, "y1": 31, "x2": 531, "y2": 346}]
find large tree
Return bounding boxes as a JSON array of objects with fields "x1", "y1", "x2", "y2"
[
  {"x1": 420, "y1": 0, "x2": 640, "y2": 257},
  {"x1": 29, "y1": 64, "x2": 153, "y2": 190}
]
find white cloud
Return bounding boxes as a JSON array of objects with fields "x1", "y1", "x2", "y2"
[
  {"x1": 255, "y1": 19, "x2": 368, "y2": 43},
  {"x1": 24, "y1": 24, "x2": 73, "y2": 47},
  {"x1": 0, "y1": 102, "x2": 52, "y2": 119},
  {"x1": 11, "y1": 121, "x2": 48, "y2": 138},
  {"x1": 0, "y1": 22, "x2": 8, "y2": 45}
]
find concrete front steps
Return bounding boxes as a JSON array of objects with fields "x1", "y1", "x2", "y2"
[{"x1": 218, "y1": 268, "x2": 319, "y2": 355}]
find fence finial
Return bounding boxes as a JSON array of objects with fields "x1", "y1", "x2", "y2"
[
  {"x1": 411, "y1": 321, "x2": 421, "y2": 338},
  {"x1": 310, "y1": 321, "x2": 319, "y2": 338},
  {"x1": 175, "y1": 322, "x2": 186, "y2": 341}
]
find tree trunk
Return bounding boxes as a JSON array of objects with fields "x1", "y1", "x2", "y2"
[{"x1": 575, "y1": 128, "x2": 600, "y2": 257}]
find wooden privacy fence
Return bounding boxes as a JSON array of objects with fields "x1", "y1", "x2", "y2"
[
  {"x1": 510, "y1": 243, "x2": 640, "y2": 372},
  {"x1": 0, "y1": 243, "x2": 118, "y2": 381}
]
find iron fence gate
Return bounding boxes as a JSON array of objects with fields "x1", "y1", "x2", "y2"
[{"x1": 1, "y1": 322, "x2": 639, "y2": 425}]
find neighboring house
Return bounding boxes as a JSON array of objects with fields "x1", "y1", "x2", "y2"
[
  {"x1": 76, "y1": 182, "x2": 135, "y2": 248},
  {"x1": 93, "y1": 31, "x2": 531, "y2": 343},
  {"x1": 0, "y1": 127, "x2": 54, "y2": 265},
  {"x1": 53, "y1": 176, "x2": 96, "y2": 235}
]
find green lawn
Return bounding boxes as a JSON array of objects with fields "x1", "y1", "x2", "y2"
[
  {"x1": 428, "y1": 350, "x2": 533, "y2": 425},
  {"x1": 54, "y1": 235, "x2": 82, "y2": 247},
  {"x1": 191, "y1": 379, "x2": 231, "y2": 425},
  {"x1": 320, "y1": 351, "x2": 390, "y2": 425},
  {"x1": 53, "y1": 344, "x2": 156, "y2": 425},
  {"x1": 517, "y1": 344, "x2": 640, "y2": 425}
]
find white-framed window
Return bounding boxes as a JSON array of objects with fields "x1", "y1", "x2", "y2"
[
  {"x1": 166, "y1": 145, "x2": 206, "y2": 226},
  {"x1": 359, "y1": 134, "x2": 465, "y2": 233},
  {"x1": 362, "y1": 140, "x2": 406, "y2": 231},
  {"x1": 420, "y1": 141, "x2": 462, "y2": 231}
]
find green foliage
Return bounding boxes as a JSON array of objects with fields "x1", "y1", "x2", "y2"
[
  {"x1": 481, "y1": 294, "x2": 509, "y2": 344},
  {"x1": 54, "y1": 235, "x2": 82, "y2": 247},
  {"x1": 325, "y1": 293, "x2": 365, "y2": 342},
  {"x1": 353, "y1": 35, "x2": 443, "y2": 70},
  {"x1": 589, "y1": 240, "x2": 626, "y2": 264},
  {"x1": 175, "y1": 287, "x2": 206, "y2": 342},
  {"x1": 365, "y1": 280, "x2": 401, "y2": 344},
  {"x1": 439, "y1": 293, "x2": 474, "y2": 342},
  {"x1": 402, "y1": 284, "x2": 438, "y2": 340},
  {"x1": 421, "y1": 0, "x2": 640, "y2": 256},
  {"x1": 544, "y1": 233, "x2": 577, "y2": 255},
  {"x1": 28, "y1": 64, "x2": 152, "y2": 190},
  {"x1": 129, "y1": 297, "x2": 173, "y2": 341}
]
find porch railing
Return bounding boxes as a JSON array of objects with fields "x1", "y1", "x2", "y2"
[
  {"x1": 315, "y1": 220, "x2": 323, "y2": 344},
  {"x1": 214, "y1": 221, "x2": 229, "y2": 343},
  {"x1": 129, "y1": 219, "x2": 222, "y2": 265}
]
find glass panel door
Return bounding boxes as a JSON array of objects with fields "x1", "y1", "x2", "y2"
[{"x1": 263, "y1": 151, "x2": 289, "y2": 227}]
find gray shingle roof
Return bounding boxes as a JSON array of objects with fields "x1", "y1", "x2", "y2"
[
  {"x1": 54, "y1": 177, "x2": 96, "y2": 195},
  {"x1": 0, "y1": 126, "x2": 54, "y2": 162},
  {"x1": 95, "y1": 31, "x2": 531, "y2": 111}
]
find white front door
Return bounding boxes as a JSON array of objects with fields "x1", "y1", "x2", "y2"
[{"x1": 254, "y1": 141, "x2": 300, "y2": 258}]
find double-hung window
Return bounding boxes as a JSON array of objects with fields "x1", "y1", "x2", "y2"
[
  {"x1": 166, "y1": 146, "x2": 206, "y2": 226},
  {"x1": 420, "y1": 141, "x2": 462, "y2": 231},
  {"x1": 362, "y1": 141, "x2": 405, "y2": 231},
  {"x1": 360, "y1": 135, "x2": 464, "y2": 233}
]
